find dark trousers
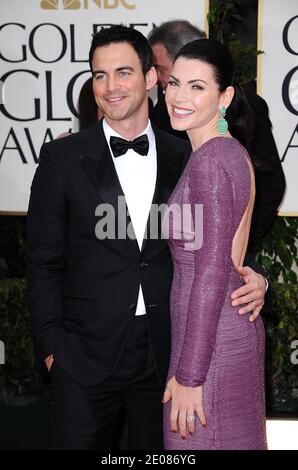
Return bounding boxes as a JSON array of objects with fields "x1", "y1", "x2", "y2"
[{"x1": 51, "y1": 315, "x2": 164, "y2": 450}]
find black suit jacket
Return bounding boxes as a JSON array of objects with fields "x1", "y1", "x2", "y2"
[
  {"x1": 244, "y1": 89, "x2": 286, "y2": 253},
  {"x1": 26, "y1": 121, "x2": 191, "y2": 386}
]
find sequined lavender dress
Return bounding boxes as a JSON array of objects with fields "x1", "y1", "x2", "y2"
[{"x1": 163, "y1": 137, "x2": 267, "y2": 450}]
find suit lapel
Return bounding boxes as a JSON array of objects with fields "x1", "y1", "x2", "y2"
[
  {"x1": 141, "y1": 126, "x2": 187, "y2": 252},
  {"x1": 78, "y1": 121, "x2": 139, "y2": 253}
]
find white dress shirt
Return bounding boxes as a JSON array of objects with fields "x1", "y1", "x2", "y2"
[{"x1": 103, "y1": 119, "x2": 157, "y2": 315}]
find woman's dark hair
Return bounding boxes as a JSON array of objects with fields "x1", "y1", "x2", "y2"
[
  {"x1": 89, "y1": 25, "x2": 153, "y2": 77},
  {"x1": 77, "y1": 77, "x2": 99, "y2": 131},
  {"x1": 175, "y1": 39, "x2": 254, "y2": 150}
]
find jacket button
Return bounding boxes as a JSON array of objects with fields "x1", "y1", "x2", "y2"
[
  {"x1": 140, "y1": 262, "x2": 149, "y2": 268},
  {"x1": 129, "y1": 303, "x2": 136, "y2": 311}
]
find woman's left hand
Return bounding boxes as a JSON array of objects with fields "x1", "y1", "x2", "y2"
[{"x1": 162, "y1": 376, "x2": 207, "y2": 438}]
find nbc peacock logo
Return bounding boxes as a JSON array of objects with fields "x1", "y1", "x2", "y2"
[
  {"x1": 40, "y1": 0, "x2": 136, "y2": 9},
  {"x1": 41, "y1": 0, "x2": 80, "y2": 8}
]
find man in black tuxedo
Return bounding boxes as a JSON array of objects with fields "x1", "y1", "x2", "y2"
[{"x1": 27, "y1": 25, "x2": 267, "y2": 450}]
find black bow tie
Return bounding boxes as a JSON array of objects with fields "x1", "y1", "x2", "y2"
[{"x1": 110, "y1": 134, "x2": 149, "y2": 158}]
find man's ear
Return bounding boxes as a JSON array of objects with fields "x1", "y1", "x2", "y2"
[{"x1": 146, "y1": 66, "x2": 157, "y2": 91}]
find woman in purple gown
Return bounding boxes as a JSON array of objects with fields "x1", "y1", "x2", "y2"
[{"x1": 162, "y1": 39, "x2": 267, "y2": 450}]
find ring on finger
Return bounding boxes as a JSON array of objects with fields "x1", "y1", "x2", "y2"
[{"x1": 186, "y1": 415, "x2": 195, "y2": 423}]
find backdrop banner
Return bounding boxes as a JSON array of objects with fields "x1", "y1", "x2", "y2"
[
  {"x1": 0, "y1": 0, "x2": 207, "y2": 213},
  {"x1": 258, "y1": 0, "x2": 298, "y2": 215}
]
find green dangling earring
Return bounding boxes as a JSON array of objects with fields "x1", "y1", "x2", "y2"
[{"x1": 216, "y1": 106, "x2": 228, "y2": 135}]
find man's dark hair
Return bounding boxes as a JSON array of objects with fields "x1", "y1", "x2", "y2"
[
  {"x1": 77, "y1": 77, "x2": 98, "y2": 131},
  {"x1": 148, "y1": 20, "x2": 206, "y2": 60},
  {"x1": 89, "y1": 25, "x2": 153, "y2": 76}
]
